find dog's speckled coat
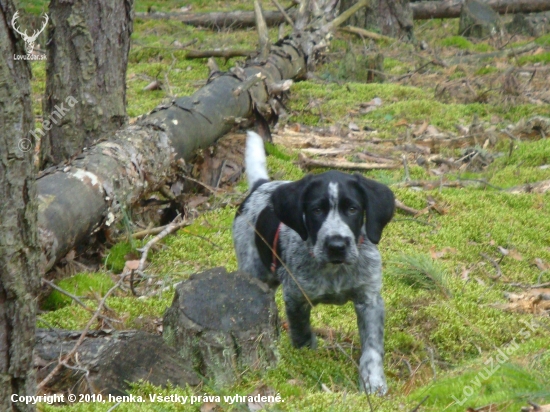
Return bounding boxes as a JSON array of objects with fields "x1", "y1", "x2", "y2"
[{"x1": 233, "y1": 132, "x2": 394, "y2": 394}]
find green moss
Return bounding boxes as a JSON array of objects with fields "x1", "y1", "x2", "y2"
[
  {"x1": 438, "y1": 36, "x2": 474, "y2": 49},
  {"x1": 535, "y1": 33, "x2": 550, "y2": 47},
  {"x1": 517, "y1": 52, "x2": 550, "y2": 66},
  {"x1": 42, "y1": 272, "x2": 115, "y2": 311},
  {"x1": 475, "y1": 66, "x2": 498, "y2": 75},
  {"x1": 104, "y1": 241, "x2": 137, "y2": 273}
]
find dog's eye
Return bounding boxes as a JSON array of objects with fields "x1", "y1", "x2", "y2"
[
  {"x1": 348, "y1": 206, "x2": 358, "y2": 215},
  {"x1": 313, "y1": 208, "x2": 323, "y2": 215}
]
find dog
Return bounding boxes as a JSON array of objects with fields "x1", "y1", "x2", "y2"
[{"x1": 232, "y1": 131, "x2": 395, "y2": 395}]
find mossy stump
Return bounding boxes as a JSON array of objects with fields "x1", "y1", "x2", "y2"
[
  {"x1": 163, "y1": 267, "x2": 279, "y2": 386},
  {"x1": 459, "y1": 0, "x2": 503, "y2": 38},
  {"x1": 506, "y1": 12, "x2": 550, "y2": 37}
]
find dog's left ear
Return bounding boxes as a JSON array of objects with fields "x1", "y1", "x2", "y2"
[
  {"x1": 353, "y1": 174, "x2": 395, "y2": 244},
  {"x1": 271, "y1": 175, "x2": 313, "y2": 241}
]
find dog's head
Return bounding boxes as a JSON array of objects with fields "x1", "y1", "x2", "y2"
[{"x1": 271, "y1": 171, "x2": 394, "y2": 264}]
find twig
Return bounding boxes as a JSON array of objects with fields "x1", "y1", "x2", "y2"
[
  {"x1": 395, "y1": 199, "x2": 421, "y2": 216},
  {"x1": 409, "y1": 395, "x2": 429, "y2": 412},
  {"x1": 41, "y1": 278, "x2": 120, "y2": 326},
  {"x1": 402, "y1": 154, "x2": 410, "y2": 182},
  {"x1": 339, "y1": 25, "x2": 394, "y2": 42},
  {"x1": 180, "y1": 174, "x2": 219, "y2": 193},
  {"x1": 37, "y1": 277, "x2": 124, "y2": 391},
  {"x1": 299, "y1": 153, "x2": 399, "y2": 171},
  {"x1": 480, "y1": 253, "x2": 503, "y2": 278},
  {"x1": 137, "y1": 215, "x2": 190, "y2": 272},
  {"x1": 504, "y1": 282, "x2": 550, "y2": 289},
  {"x1": 271, "y1": 0, "x2": 294, "y2": 27}
]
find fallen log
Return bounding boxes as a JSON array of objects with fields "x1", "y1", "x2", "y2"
[
  {"x1": 37, "y1": 0, "x2": 371, "y2": 273},
  {"x1": 135, "y1": 0, "x2": 550, "y2": 29},
  {"x1": 135, "y1": 9, "x2": 298, "y2": 29},
  {"x1": 298, "y1": 153, "x2": 400, "y2": 171},
  {"x1": 411, "y1": 0, "x2": 550, "y2": 20},
  {"x1": 35, "y1": 329, "x2": 200, "y2": 395}
]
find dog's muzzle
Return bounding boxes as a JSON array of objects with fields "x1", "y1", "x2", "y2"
[{"x1": 325, "y1": 235, "x2": 351, "y2": 264}]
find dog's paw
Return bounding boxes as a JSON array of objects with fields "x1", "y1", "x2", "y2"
[
  {"x1": 359, "y1": 373, "x2": 387, "y2": 395},
  {"x1": 359, "y1": 349, "x2": 387, "y2": 395}
]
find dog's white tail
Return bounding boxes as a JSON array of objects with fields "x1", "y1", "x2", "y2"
[{"x1": 245, "y1": 131, "x2": 269, "y2": 187}]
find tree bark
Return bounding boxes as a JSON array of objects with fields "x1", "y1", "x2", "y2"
[
  {"x1": 0, "y1": 1, "x2": 40, "y2": 410},
  {"x1": 35, "y1": 329, "x2": 200, "y2": 395},
  {"x1": 340, "y1": 0, "x2": 415, "y2": 38},
  {"x1": 411, "y1": 0, "x2": 550, "y2": 20},
  {"x1": 38, "y1": 0, "x2": 134, "y2": 168}
]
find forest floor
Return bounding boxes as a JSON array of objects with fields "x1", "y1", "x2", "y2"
[{"x1": 19, "y1": 0, "x2": 550, "y2": 410}]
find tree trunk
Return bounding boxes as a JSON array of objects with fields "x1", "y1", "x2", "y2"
[
  {"x1": 38, "y1": 0, "x2": 134, "y2": 168},
  {"x1": 339, "y1": 0, "x2": 414, "y2": 39},
  {"x1": 0, "y1": 1, "x2": 40, "y2": 410}
]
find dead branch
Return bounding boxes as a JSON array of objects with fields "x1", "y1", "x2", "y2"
[
  {"x1": 254, "y1": 0, "x2": 271, "y2": 60},
  {"x1": 298, "y1": 153, "x2": 399, "y2": 171},
  {"x1": 507, "y1": 180, "x2": 550, "y2": 194},
  {"x1": 137, "y1": 215, "x2": 191, "y2": 272},
  {"x1": 480, "y1": 252, "x2": 503, "y2": 279},
  {"x1": 411, "y1": 0, "x2": 550, "y2": 20},
  {"x1": 339, "y1": 25, "x2": 394, "y2": 42},
  {"x1": 445, "y1": 42, "x2": 537, "y2": 66},
  {"x1": 185, "y1": 49, "x2": 255, "y2": 59},
  {"x1": 41, "y1": 278, "x2": 121, "y2": 326},
  {"x1": 395, "y1": 199, "x2": 421, "y2": 216},
  {"x1": 233, "y1": 72, "x2": 266, "y2": 97},
  {"x1": 325, "y1": 0, "x2": 371, "y2": 32},
  {"x1": 271, "y1": 0, "x2": 294, "y2": 27},
  {"x1": 37, "y1": 276, "x2": 124, "y2": 391}
]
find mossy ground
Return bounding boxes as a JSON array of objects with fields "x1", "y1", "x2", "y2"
[{"x1": 18, "y1": 0, "x2": 550, "y2": 410}]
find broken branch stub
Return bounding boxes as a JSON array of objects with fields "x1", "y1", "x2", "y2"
[{"x1": 163, "y1": 268, "x2": 279, "y2": 386}]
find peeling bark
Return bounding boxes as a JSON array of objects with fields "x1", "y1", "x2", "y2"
[
  {"x1": 39, "y1": 0, "x2": 134, "y2": 167},
  {"x1": 0, "y1": 1, "x2": 40, "y2": 410}
]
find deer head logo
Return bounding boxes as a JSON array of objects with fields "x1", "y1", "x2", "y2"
[{"x1": 11, "y1": 11, "x2": 49, "y2": 55}]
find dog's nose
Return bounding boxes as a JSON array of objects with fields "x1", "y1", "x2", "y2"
[{"x1": 326, "y1": 236, "x2": 349, "y2": 262}]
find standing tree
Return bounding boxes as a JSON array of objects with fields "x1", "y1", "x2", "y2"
[
  {"x1": 339, "y1": 0, "x2": 414, "y2": 39},
  {"x1": 0, "y1": 1, "x2": 40, "y2": 411},
  {"x1": 38, "y1": 0, "x2": 134, "y2": 167}
]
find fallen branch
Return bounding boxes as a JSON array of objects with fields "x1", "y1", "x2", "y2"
[
  {"x1": 137, "y1": 215, "x2": 191, "y2": 272},
  {"x1": 298, "y1": 153, "x2": 399, "y2": 171},
  {"x1": 445, "y1": 42, "x2": 537, "y2": 66},
  {"x1": 507, "y1": 180, "x2": 550, "y2": 194},
  {"x1": 395, "y1": 199, "x2": 420, "y2": 216},
  {"x1": 185, "y1": 49, "x2": 255, "y2": 59},
  {"x1": 339, "y1": 25, "x2": 394, "y2": 42},
  {"x1": 411, "y1": 0, "x2": 550, "y2": 20}
]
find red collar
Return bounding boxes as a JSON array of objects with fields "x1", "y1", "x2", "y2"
[{"x1": 270, "y1": 223, "x2": 282, "y2": 273}]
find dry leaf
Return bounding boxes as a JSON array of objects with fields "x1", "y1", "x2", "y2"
[
  {"x1": 430, "y1": 246, "x2": 457, "y2": 259},
  {"x1": 200, "y1": 402, "x2": 219, "y2": 412},
  {"x1": 534, "y1": 258, "x2": 550, "y2": 271},
  {"x1": 394, "y1": 118, "x2": 409, "y2": 127},
  {"x1": 414, "y1": 120, "x2": 429, "y2": 137},
  {"x1": 460, "y1": 266, "x2": 471, "y2": 281},
  {"x1": 348, "y1": 122, "x2": 360, "y2": 132}
]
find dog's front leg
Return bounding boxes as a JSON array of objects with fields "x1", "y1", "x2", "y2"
[
  {"x1": 284, "y1": 296, "x2": 317, "y2": 349},
  {"x1": 354, "y1": 292, "x2": 387, "y2": 395}
]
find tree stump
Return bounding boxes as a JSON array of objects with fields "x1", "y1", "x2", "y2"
[
  {"x1": 459, "y1": 0, "x2": 503, "y2": 38},
  {"x1": 35, "y1": 329, "x2": 200, "y2": 395},
  {"x1": 506, "y1": 12, "x2": 550, "y2": 37},
  {"x1": 163, "y1": 267, "x2": 279, "y2": 386}
]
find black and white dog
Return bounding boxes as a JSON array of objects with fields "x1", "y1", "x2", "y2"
[{"x1": 233, "y1": 132, "x2": 395, "y2": 395}]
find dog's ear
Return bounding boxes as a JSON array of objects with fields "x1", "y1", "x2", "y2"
[
  {"x1": 354, "y1": 174, "x2": 395, "y2": 244},
  {"x1": 271, "y1": 176, "x2": 313, "y2": 241}
]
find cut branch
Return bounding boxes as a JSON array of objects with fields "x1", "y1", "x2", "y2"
[
  {"x1": 254, "y1": 0, "x2": 271, "y2": 60},
  {"x1": 339, "y1": 25, "x2": 394, "y2": 42}
]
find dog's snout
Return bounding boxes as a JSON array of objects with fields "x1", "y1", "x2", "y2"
[{"x1": 325, "y1": 236, "x2": 350, "y2": 262}]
